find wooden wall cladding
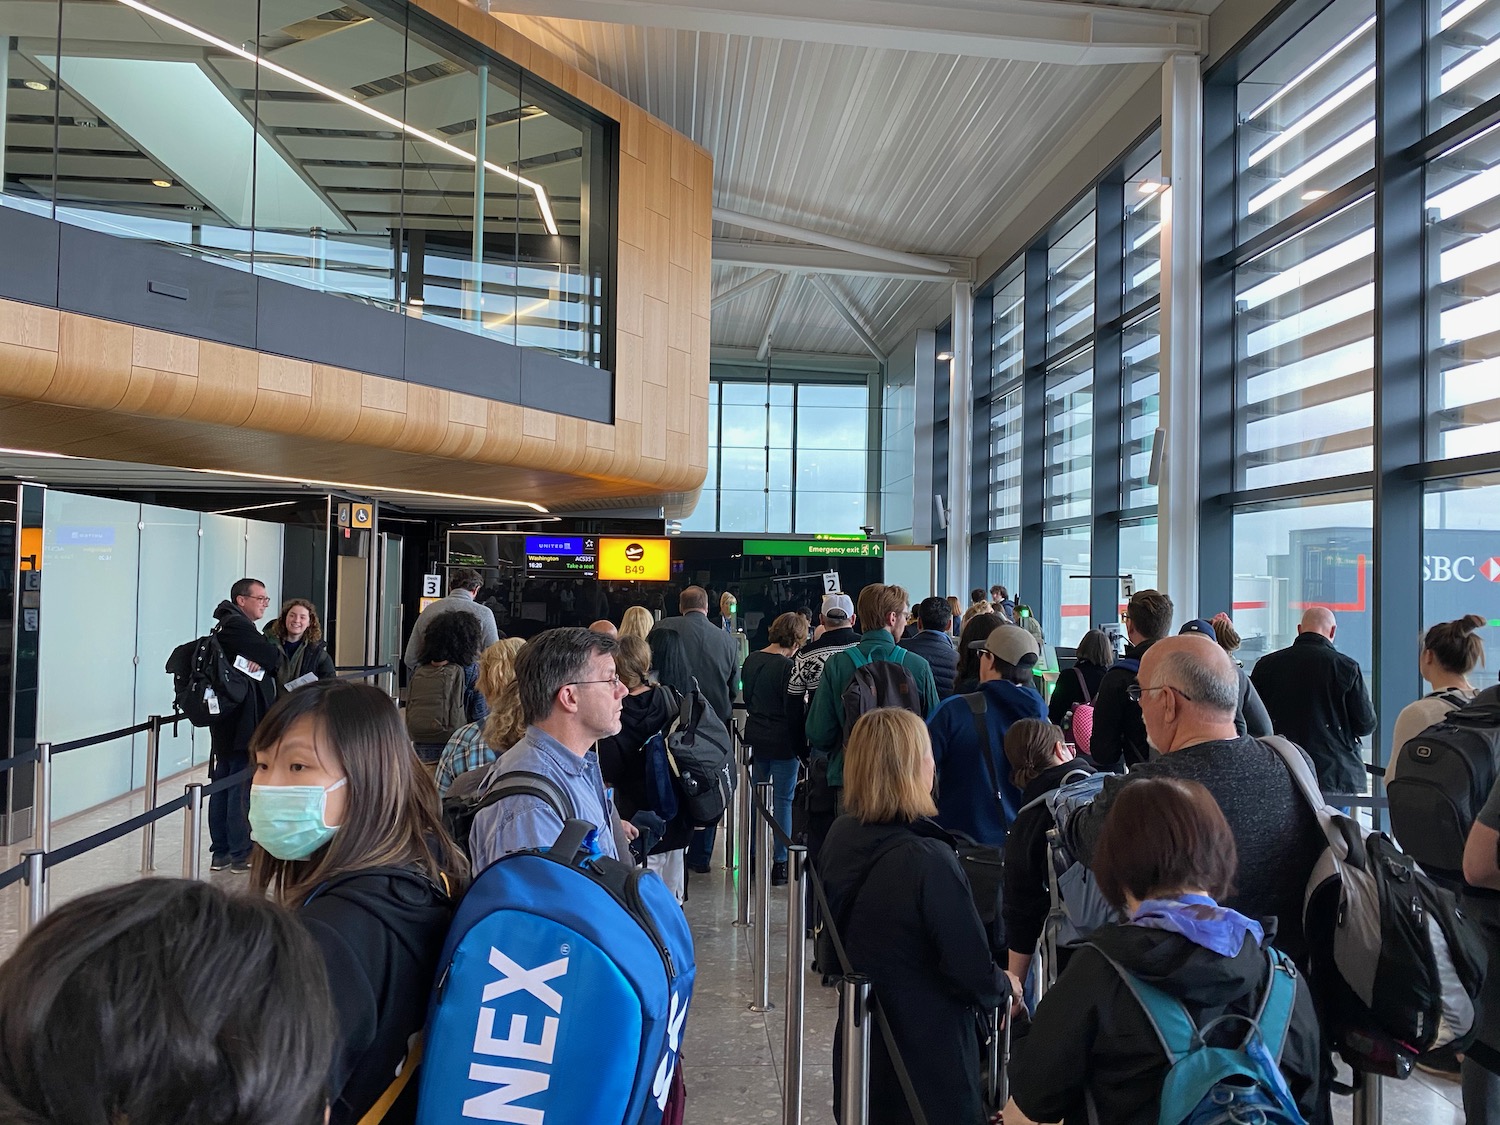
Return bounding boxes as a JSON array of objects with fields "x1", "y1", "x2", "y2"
[{"x1": 0, "y1": 1, "x2": 712, "y2": 515}]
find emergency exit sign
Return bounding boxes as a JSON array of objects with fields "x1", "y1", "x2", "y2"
[{"x1": 742, "y1": 538, "x2": 884, "y2": 559}]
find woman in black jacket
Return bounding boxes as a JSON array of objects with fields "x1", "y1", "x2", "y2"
[
  {"x1": 1046, "y1": 627, "x2": 1114, "y2": 731},
  {"x1": 742, "y1": 612, "x2": 808, "y2": 885},
  {"x1": 265, "y1": 599, "x2": 336, "y2": 689},
  {"x1": 1009, "y1": 776, "x2": 1323, "y2": 1125},
  {"x1": 597, "y1": 635, "x2": 692, "y2": 901},
  {"x1": 1001, "y1": 718, "x2": 1095, "y2": 983},
  {"x1": 821, "y1": 708, "x2": 1004, "y2": 1125},
  {"x1": 249, "y1": 681, "x2": 470, "y2": 1125}
]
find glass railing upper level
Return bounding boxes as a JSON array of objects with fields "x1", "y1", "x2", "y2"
[{"x1": 0, "y1": 0, "x2": 613, "y2": 369}]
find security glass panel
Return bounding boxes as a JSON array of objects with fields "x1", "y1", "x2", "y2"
[
  {"x1": 1235, "y1": 0, "x2": 1375, "y2": 237},
  {"x1": 1047, "y1": 209, "x2": 1095, "y2": 356},
  {"x1": 1234, "y1": 197, "x2": 1376, "y2": 488},
  {"x1": 1431, "y1": 0, "x2": 1500, "y2": 132},
  {"x1": 1231, "y1": 492, "x2": 1373, "y2": 681},
  {"x1": 1426, "y1": 121, "x2": 1500, "y2": 459},
  {"x1": 135, "y1": 504, "x2": 204, "y2": 778},
  {"x1": 39, "y1": 492, "x2": 140, "y2": 819},
  {"x1": 1122, "y1": 310, "x2": 1161, "y2": 510},
  {"x1": 987, "y1": 537, "x2": 1020, "y2": 601},
  {"x1": 1125, "y1": 153, "x2": 1164, "y2": 309},
  {"x1": 1422, "y1": 473, "x2": 1500, "y2": 691},
  {"x1": 1043, "y1": 349, "x2": 1094, "y2": 525}
]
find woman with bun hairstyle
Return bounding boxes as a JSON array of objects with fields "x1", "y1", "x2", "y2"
[
  {"x1": 250, "y1": 680, "x2": 469, "y2": 1125},
  {"x1": 1389, "y1": 614, "x2": 1488, "y2": 773}
]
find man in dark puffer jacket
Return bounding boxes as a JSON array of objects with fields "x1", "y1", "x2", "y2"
[{"x1": 899, "y1": 596, "x2": 958, "y2": 699}]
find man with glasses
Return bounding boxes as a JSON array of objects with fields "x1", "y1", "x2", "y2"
[
  {"x1": 471, "y1": 628, "x2": 633, "y2": 869},
  {"x1": 1068, "y1": 634, "x2": 1325, "y2": 966},
  {"x1": 207, "y1": 577, "x2": 283, "y2": 872}
]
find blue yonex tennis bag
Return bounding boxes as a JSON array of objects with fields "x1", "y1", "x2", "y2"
[{"x1": 416, "y1": 818, "x2": 695, "y2": 1125}]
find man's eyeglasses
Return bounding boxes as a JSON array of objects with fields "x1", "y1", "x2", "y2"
[
  {"x1": 246, "y1": 595, "x2": 271, "y2": 604},
  {"x1": 569, "y1": 674, "x2": 623, "y2": 689},
  {"x1": 1127, "y1": 683, "x2": 1194, "y2": 704}
]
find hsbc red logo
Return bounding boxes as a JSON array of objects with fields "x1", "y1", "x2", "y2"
[
  {"x1": 1484, "y1": 557, "x2": 1500, "y2": 583},
  {"x1": 1427, "y1": 555, "x2": 1500, "y2": 582}
]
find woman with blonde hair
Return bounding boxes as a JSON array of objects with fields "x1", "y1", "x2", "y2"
[
  {"x1": 820, "y1": 708, "x2": 1004, "y2": 1125},
  {"x1": 620, "y1": 605, "x2": 654, "y2": 642},
  {"x1": 434, "y1": 637, "x2": 526, "y2": 797}
]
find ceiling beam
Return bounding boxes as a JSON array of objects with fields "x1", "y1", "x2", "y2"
[
  {"x1": 710, "y1": 268, "x2": 780, "y2": 310},
  {"x1": 755, "y1": 274, "x2": 794, "y2": 361},
  {"x1": 809, "y1": 275, "x2": 888, "y2": 364},
  {"x1": 714, "y1": 207, "x2": 952, "y2": 274},
  {"x1": 714, "y1": 239, "x2": 973, "y2": 281},
  {"x1": 483, "y1": 0, "x2": 1205, "y2": 65}
]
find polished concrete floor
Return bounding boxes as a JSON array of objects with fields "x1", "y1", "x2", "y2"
[{"x1": 0, "y1": 780, "x2": 1474, "y2": 1124}]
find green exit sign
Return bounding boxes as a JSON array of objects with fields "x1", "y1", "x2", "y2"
[{"x1": 742, "y1": 538, "x2": 885, "y2": 558}]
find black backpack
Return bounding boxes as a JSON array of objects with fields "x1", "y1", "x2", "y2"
[
  {"x1": 1264, "y1": 736, "x2": 1486, "y2": 1073},
  {"x1": 1387, "y1": 690, "x2": 1500, "y2": 882},
  {"x1": 839, "y1": 647, "x2": 924, "y2": 745},
  {"x1": 165, "y1": 627, "x2": 250, "y2": 727},
  {"x1": 665, "y1": 679, "x2": 734, "y2": 823}
]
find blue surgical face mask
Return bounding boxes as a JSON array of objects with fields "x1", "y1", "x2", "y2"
[{"x1": 249, "y1": 777, "x2": 347, "y2": 861}]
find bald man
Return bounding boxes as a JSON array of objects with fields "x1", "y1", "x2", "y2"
[
  {"x1": 1250, "y1": 607, "x2": 1377, "y2": 800},
  {"x1": 1071, "y1": 636, "x2": 1326, "y2": 966},
  {"x1": 588, "y1": 619, "x2": 618, "y2": 639}
]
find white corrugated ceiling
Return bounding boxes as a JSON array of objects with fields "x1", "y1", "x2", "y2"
[{"x1": 492, "y1": 0, "x2": 1220, "y2": 359}]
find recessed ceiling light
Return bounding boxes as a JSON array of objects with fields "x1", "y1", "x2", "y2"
[
  {"x1": 936, "y1": 351, "x2": 954, "y2": 361},
  {"x1": 1137, "y1": 181, "x2": 1165, "y2": 195},
  {"x1": 22, "y1": 80, "x2": 48, "y2": 92},
  {"x1": 1301, "y1": 189, "x2": 1328, "y2": 201},
  {"x1": 408, "y1": 297, "x2": 425, "y2": 306},
  {"x1": 151, "y1": 178, "x2": 173, "y2": 188}
]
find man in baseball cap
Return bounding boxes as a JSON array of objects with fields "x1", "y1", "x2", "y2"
[
  {"x1": 820, "y1": 592, "x2": 854, "y2": 626},
  {"x1": 926, "y1": 624, "x2": 1046, "y2": 848}
]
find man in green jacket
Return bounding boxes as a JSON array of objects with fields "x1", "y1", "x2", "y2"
[{"x1": 806, "y1": 582, "x2": 940, "y2": 787}]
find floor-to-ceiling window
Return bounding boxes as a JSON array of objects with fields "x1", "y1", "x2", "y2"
[
  {"x1": 677, "y1": 368, "x2": 876, "y2": 534},
  {"x1": 1201, "y1": 0, "x2": 1500, "y2": 779}
]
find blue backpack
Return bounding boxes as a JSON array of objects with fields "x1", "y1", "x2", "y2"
[
  {"x1": 416, "y1": 819, "x2": 695, "y2": 1125},
  {"x1": 1089, "y1": 944, "x2": 1307, "y2": 1125}
]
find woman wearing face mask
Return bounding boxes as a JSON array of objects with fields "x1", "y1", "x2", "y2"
[
  {"x1": 265, "y1": 598, "x2": 336, "y2": 690},
  {"x1": 249, "y1": 680, "x2": 469, "y2": 1125}
]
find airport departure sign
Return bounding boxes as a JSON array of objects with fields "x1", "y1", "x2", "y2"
[{"x1": 524, "y1": 535, "x2": 598, "y2": 578}]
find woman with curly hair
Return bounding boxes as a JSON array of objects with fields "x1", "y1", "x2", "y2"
[{"x1": 265, "y1": 598, "x2": 335, "y2": 689}]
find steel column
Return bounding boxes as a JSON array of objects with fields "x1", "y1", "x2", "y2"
[
  {"x1": 946, "y1": 282, "x2": 974, "y2": 598},
  {"x1": 140, "y1": 716, "x2": 161, "y2": 873},
  {"x1": 1158, "y1": 52, "x2": 1203, "y2": 620}
]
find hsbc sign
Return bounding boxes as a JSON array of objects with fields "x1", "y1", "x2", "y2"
[{"x1": 1424, "y1": 555, "x2": 1500, "y2": 582}]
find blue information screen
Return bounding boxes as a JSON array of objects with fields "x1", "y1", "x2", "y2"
[{"x1": 524, "y1": 536, "x2": 596, "y2": 578}]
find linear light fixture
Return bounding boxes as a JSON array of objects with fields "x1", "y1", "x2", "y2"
[
  {"x1": 112, "y1": 0, "x2": 560, "y2": 235},
  {"x1": 178, "y1": 465, "x2": 551, "y2": 513}
]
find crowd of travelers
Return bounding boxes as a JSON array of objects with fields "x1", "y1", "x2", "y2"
[{"x1": 12, "y1": 567, "x2": 1497, "y2": 1125}]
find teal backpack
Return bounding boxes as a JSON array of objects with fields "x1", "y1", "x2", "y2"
[{"x1": 1088, "y1": 944, "x2": 1307, "y2": 1125}]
